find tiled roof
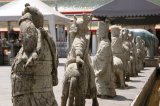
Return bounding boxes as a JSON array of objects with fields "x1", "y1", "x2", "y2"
[
  {"x1": 92, "y1": 0, "x2": 160, "y2": 17},
  {"x1": 43, "y1": 0, "x2": 112, "y2": 11},
  {"x1": 1, "y1": 0, "x2": 160, "y2": 12}
]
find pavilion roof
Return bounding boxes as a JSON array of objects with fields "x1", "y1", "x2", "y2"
[
  {"x1": 92, "y1": 0, "x2": 160, "y2": 25},
  {"x1": 92, "y1": 0, "x2": 160, "y2": 17}
]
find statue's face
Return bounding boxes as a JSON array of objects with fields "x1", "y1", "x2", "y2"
[
  {"x1": 77, "y1": 21, "x2": 89, "y2": 33},
  {"x1": 111, "y1": 28, "x2": 120, "y2": 37},
  {"x1": 20, "y1": 21, "x2": 37, "y2": 53}
]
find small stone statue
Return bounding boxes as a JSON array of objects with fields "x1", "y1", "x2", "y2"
[
  {"x1": 135, "y1": 36, "x2": 143, "y2": 73},
  {"x1": 121, "y1": 28, "x2": 131, "y2": 81},
  {"x1": 11, "y1": 4, "x2": 58, "y2": 106},
  {"x1": 140, "y1": 39, "x2": 146, "y2": 70},
  {"x1": 61, "y1": 14, "x2": 99, "y2": 106},
  {"x1": 110, "y1": 25, "x2": 126, "y2": 88},
  {"x1": 128, "y1": 31, "x2": 137, "y2": 76},
  {"x1": 92, "y1": 21, "x2": 116, "y2": 98}
]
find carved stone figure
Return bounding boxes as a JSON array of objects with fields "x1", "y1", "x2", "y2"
[
  {"x1": 121, "y1": 28, "x2": 131, "y2": 81},
  {"x1": 135, "y1": 36, "x2": 143, "y2": 73},
  {"x1": 61, "y1": 14, "x2": 99, "y2": 106},
  {"x1": 129, "y1": 29, "x2": 158, "y2": 58},
  {"x1": 141, "y1": 39, "x2": 146, "y2": 69},
  {"x1": 92, "y1": 21, "x2": 116, "y2": 97},
  {"x1": 110, "y1": 25, "x2": 126, "y2": 88},
  {"x1": 11, "y1": 4, "x2": 58, "y2": 106},
  {"x1": 128, "y1": 31, "x2": 137, "y2": 76},
  {"x1": 139, "y1": 38, "x2": 146, "y2": 70}
]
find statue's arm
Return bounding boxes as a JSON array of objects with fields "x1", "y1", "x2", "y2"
[{"x1": 40, "y1": 28, "x2": 59, "y2": 86}]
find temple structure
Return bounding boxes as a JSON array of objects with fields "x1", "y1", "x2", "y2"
[{"x1": 1, "y1": 0, "x2": 160, "y2": 56}]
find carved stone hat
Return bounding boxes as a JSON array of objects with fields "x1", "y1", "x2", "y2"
[
  {"x1": 21, "y1": 3, "x2": 44, "y2": 28},
  {"x1": 18, "y1": 12, "x2": 32, "y2": 25}
]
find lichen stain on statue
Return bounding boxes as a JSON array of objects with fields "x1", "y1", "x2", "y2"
[
  {"x1": 92, "y1": 21, "x2": 116, "y2": 98},
  {"x1": 61, "y1": 14, "x2": 99, "y2": 106},
  {"x1": 110, "y1": 25, "x2": 126, "y2": 89},
  {"x1": 11, "y1": 4, "x2": 58, "y2": 106}
]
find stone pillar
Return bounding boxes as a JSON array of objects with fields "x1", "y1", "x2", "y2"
[
  {"x1": 48, "y1": 15, "x2": 56, "y2": 42},
  {"x1": 92, "y1": 32, "x2": 97, "y2": 55}
]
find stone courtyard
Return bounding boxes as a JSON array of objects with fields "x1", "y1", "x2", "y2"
[{"x1": 0, "y1": 58, "x2": 156, "y2": 106}]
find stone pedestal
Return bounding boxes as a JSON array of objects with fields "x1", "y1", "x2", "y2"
[
  {"x1": 154, "y1": 56, "x2": 160, "y2": 63},
  {"x1": 144, "y1": 57, "x2": 159, "y2": 67}
]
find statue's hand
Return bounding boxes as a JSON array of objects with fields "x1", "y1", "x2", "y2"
[
  {"x1": 24, "y1": 53, "x2": 38, "y2": 68},
  {"x1": 76, "y1": 56, "x2": 84, "y2": 68},
  {"x1": 95, "y1": 71, "x2": 103, "y2": 77},
  {"x1": 25, "y1": 57, "x2": 33, "y2": 68}
]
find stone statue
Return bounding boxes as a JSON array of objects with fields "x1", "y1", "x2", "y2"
[
  {"x1": 110, "y1": 25, "x2": 126, "y2": 88},
  {"x1": 92, "y1": 21, "x2": 116, "y2": 98},
  {"x1": 61, "y1": 14, "x2": 99, "y2": 106},
  {"x1": 139, "y1": 38, "x2": 146, "y2": 70},
  {"x1": 121, "y1": 28, "x2": 131, "y2": 81},
  {"x1": 129, "y1": 29, "x2": 158, "y2": 58},
  {"x1": 135, "y1": 36, "x2": 143, "y2": 73},
  {"x1": 128, "y1": 31, "x2": 137, "y2": 76},
  {"x1": 140, "y1": 39, "x2": 146, "y2": 70},
  {"x1": 11, "y1": 4, "x2": 58, "y2": 106}
]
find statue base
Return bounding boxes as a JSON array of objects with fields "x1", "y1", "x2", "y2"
[{"x1": 144, "y1": 57, "x2": 159, "y2": 67}]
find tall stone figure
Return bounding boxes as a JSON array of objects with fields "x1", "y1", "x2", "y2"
[
  {"x1": 11, "y1": 4, "x2": 58, "y2": 106},
  {"x1": 135, "y1": 36, "x2": 143, "y2": 73},
  {"x1": 111, "y1": 25, "x2": 126, "y2": 88},
  {"x1": 92, "y1": 21, "x2": 116, "y2": 97},
  {"x1": 121, "y1": 28, "x2": 131, "y2": 81},
  {"x1": 128, "y1": 31, "x2": 137, "y2": 76},
  {"x1": 61, "y1": 14, "x2": 99, "y2": 106}
]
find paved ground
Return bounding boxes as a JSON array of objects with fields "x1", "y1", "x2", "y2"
[{"x1": 0, "y1": 58, "x2": 156, "y2": 106}]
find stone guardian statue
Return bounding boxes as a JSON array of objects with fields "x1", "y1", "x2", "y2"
[
  {"x1": 11, "y1": 4, "x2": 58, "y2": 106},
  {"x1": 111, "y1": 25, "x2": 126, "y2": 88},
  {"x1": 61, "y1": 14, "x2": 99, "y2": 106},
  {"x1": 121, "y1": 28, "x2": 131, "y2": 81},
  {"x1": 92, "y1": 21, "x2": 116, "y2": 98}
]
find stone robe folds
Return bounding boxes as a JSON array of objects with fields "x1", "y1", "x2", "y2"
[{"x1": 11, "y1": 10, "x2": 58, "y2": 106}]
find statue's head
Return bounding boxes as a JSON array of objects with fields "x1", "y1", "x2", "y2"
[
  {"x1": 69, "y1": 14, "x2": 92, "y2": 36},
  {"x1": 19, "y1": 12, "x2": 38, "y2": 54},
  {"x1": 22, "y1": 3, "x2": 44, "y2": 28},
  {"x1": 136, "y1": 36, "x2": 141, "y2": 43},
  {"x1": 110, "y1": 25, "x2": 121, "y2": 37},
  {"x1": 120, "y1": 28, "x2": 129, "y2": 40},
  {"x1": 97, "y1": 21, "x2": 109, "y2": 39},
  {"x1": 128, "y1": 31, "x2": 134, "y2": 41}
]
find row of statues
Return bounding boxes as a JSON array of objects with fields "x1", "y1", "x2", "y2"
[
  {"x1": 93, "y1": 23, "x2": 147, "y2": 98},
  {"x1": 11, "y1": 4, "x2": 152, "y2": 106}
]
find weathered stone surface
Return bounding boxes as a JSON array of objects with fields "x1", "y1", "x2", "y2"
[
  {"x1": 110, "y1": 25, "x2": 126, "y2": 88},
  {"x1": 135, "y1": 36, "x2": 143, "y2": 73},
  {"x1": 144, "y1": 58, "x2": 159, "y2": 67},
  {"x1": 61, "y1": 14, "x2": 99, "y2": 106},
  {"x1": 121, "y1": 28, "x2": 131, "y2": 81},
  {"x1": 128, "y1": 31, "x2": 137, "y2": 77},
  {"x1": 92, "y1": 21, "x2": 116, "y2": 97},
  {"x1": 11, "y1": 4, "x2": 58, "y2": 106}
]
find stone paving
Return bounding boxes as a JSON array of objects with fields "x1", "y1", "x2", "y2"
[{"x1": 0, "y1": 58, "x2": 156, "y2": 106}]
